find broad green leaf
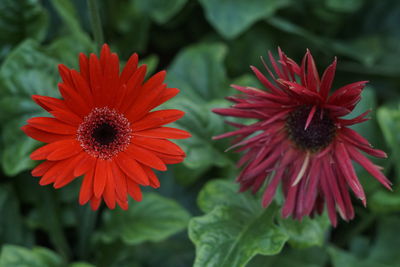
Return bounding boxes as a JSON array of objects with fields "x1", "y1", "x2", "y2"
[
  {"x1": 249, "y1": 246, "x2": 328, "y2": 267},
  {"x1": 133, "y1": 0, "x2": 187, "y2": 24},
  {"x1": 0, "y1": 0, "x2": 48, "y2": 57},
  {"x1": 167, "y1": 42, "x2": 229, "y2": 101},
  {"x1": 165, "y1": 43, "x2": 234, "y2": 182},
  {"x1": 0, "y1": 40, "x2": 59, "y2": 176},
  {"x1": 189, "y1": 180, "x2": 288, "y2": 267},
  {"x1": 345, "y1": 87, "x2": 378, "y2": 143},
  {"x1": 328, "y1": 217, "x2": 400, "y2": 267},
  {"x1": 140, "y1": 54, "x2": 159, "y2": 77},
  {"x1": 99, "y1": 193, "x2": 191, "y2": 245},
  {"x1": 46, "y1": 36, "x2": 94, "y2": 69},
  {"x1": 199, "y1": 0, "x2": 289, "y2": 39},
  {"x1": 325, "y1": 0, "x2": 364, "y2": 13},
  {"x1": 370, "y1": 189, "x2": 400, "y2": 213},
  {"x1": 49, "y1": 0, "x2": 93, "y2": 50},
  {"x1": 0, "y1": 245, "x2": 63, "y2": 267},
  {"x1": 377, "y1": 106, "x2": 400, "y2": 150},
  {"x1": 377, "y1": 105, "x2": 400, "y2": 180},
  {"x1": 278, "y1": 216, "x2": 329, "y2": 248},
  {"x1": 0, "y1": 185, "x2": 32, "y2": 246},
  {"x1": 226, "y1": 26, "x2": 277, "y2": 76},
  {"x1": 111, "y1": 235, "x2": 195, "y2": 267},
  {"x1": 69, "y1": 263, "x2": 96, "y2": 267}
]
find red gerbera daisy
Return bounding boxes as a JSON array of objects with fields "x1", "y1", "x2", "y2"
[
  {"x1": 22, "y1": 44, "x2": 190, "y2": 210},
  {"x1": 213, "y1": 48, "x2": 391, "y2": 226}
]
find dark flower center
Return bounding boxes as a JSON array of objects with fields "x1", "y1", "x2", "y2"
[
  {"x1": 92, "y1": 123, "x2": 117, "y2": 145},
  {"x1": 286, "y1": 106, "x2": 336, "y2": 152},
  {"x1": 77, "y1": 107, "x2": 132, "y2": 159}
]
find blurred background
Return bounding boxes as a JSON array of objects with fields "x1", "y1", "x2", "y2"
[{"x1": 0, "y1": 0, "x2": 400, "y2": 266}]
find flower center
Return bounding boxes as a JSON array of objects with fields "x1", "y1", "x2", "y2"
[
  {"x1": 286, "y1": 106, "x2": 336, "y2": 152},
  {"x1": 77, "y1": 107, "x2": 132, "y2": 159}
]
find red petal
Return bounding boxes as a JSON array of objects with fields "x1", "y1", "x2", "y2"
[
  {"x1": 347, "y1": 146, "x2": 392, "y2": 190},
  {"x1": 31, "y1": 160, "x2": 54, "y2": 177},
  {"x1": 120, "y1": 53, "x2": 138, "y2": 85},
  {"x1": 32, "y1": 95, "x2": 67, "y2": 112},
  {"x1": 22, "y1": 125, "x2": 72, "y2": 143},
  {"x1": 125, "y1": 145, "x2": 167, "y2": 171},
  {"x1": 94, "y1": 160, "x2": 107, "y2": 198},
  {"x1": 132, "y1": 109, "x2": 185, "y2": 131},
  {"x1": 110, "y1": 161, "x2": 128, "y2": 204},
  {"x1": 126, "y1": 178, "x2": 143, "y2": 202},
  {"x1": 103, "y1": 166, "x2": 116, "y2": 209},
  {"x1": 30, "y1": 139, "x2": 80, "y2": 160},
  {"x1": 58, "y1": 83, "x2": 91, "y2": 117},
  {"x1": 142, "y1": 165, "x2": 160, "y2": 188},
  {"x1": 319, "y1": 58, "x2": 336, "y2": 100},
  {"x1": 79, "y1": 53, "x2": 89, "y2": 81},
  {"x1": 79, "y1": 168, "x2": 94, "y2": 205},
  {"x1": 116, "y1": 152, "x2": 150, "y2": 185},
  {"x1": 73, "y1": 154, "x2": 96, "y2": 177},
  {"x1": 27, "y1": 117, "x2": 77, "y2": 135},
  {"x1": 133, "y1": 127, "x2": 191, "y2": 139},
  {"x1": 90, "y1": 196, "x2": 102, "y2": 210},
  {"x1": 133, "y1": 136, "x2": 185, "y2": 156},
  {"x1": 335, "y1": 142, "x2": 366, "y2": 205},
  {"x1": 47, "y1": 140, "x2": 81, "y2": 160}
]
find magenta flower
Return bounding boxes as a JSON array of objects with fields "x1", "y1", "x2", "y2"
[{"x1": 213, "y1": 49, "x2": 391, "y2": 226}]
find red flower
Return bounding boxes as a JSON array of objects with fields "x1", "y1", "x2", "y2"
[
  {"x1": 22, "y1": 44, "x2": 190, "y2": 210},
  {"x1": 213, "y1": 49, "x2": 391, "y2": 226}
]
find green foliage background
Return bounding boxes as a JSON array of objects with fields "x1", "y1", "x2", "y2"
[{"x1": 0, "y1": 0, "x2": 400, "y2": 266}]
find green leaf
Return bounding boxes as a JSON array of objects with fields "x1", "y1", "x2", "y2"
[
  {"x1": 0, "y1": 245, "x2": 63, "y2": 267},
  {"x1": 49, "y1": 0, "x2": 93, "y2": 50},
  {"x1": 249, "y1": 246, "x2": 328, "y2": 267},
  {"x1": 99, "y1": 193, "x2": 191, "y2": 245},
  {"x1": 0, "y1": 40, "x2": 59, "y2": 176},
  {"x1": 0, "y1": 185, "x2": 32, "y2": 246},
  {"x1": 328, "y1": 217, "x2": 400, "y2": 267},
  {"x1": 69, "y1": 263, "x2": 96, "y2": 267},
  {"x1": 189, "y1": 180, "x2": 288, "y2": 267},
  {"x1": 199, "y1": 0, "x2": 289, "y2": 39},
  {"x1": 133, "y1": 0, "x2": 187, "y2": 24},
  {"x1": 345, "y1": 87, "x2": 378, "y2": 142},
  {"x1": 370, "y1": 189, "x2": 400, "y2": 213},
  {"x1": 377, "y1": 106, "x2": 400, "y2": 150},
  {"x1": 165, "y1": 43, "x2": 234, "y2": 182},
  {"x1": 140, "y1": 54, "x2": 159, "y2": 77},
  {"x1": 278, "y1": 216, "x2": 329, "y2": 248},
  {"x1": 325, "y1": 0, "x2": 364, "y2": 13},
  {"x1": 0, "y1": 0, "x2": 48, "y2": 57},
  {"x1": 167, "y1": 42, "x2": 229, "y2": 101},
  {"x1": 377, "y1": 105, "x2": 400, "y2": 180}
]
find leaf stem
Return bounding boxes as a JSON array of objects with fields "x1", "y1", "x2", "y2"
[{"x1": 87, "y1": 0, "x2": 104, "y2": 51}]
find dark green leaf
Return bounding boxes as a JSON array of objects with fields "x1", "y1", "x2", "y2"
[
  {"x1": 167, "y1": 42, "x2": 229, "y2": 101},
  {"x1": 133, "y1": 0, "x2": 187, "y2": 24},
  {"x1": 49, "y1": 0, "x2": 93, "y2": 50},
  {"x1": 249, "y1": 246, "x2": 328, "y2": 267},
  {"x1": 0, "y1": 40, "x2": 59, "y2": 175},
  {"x1": 0, "y1": 185, "x2": 32, "y2": 246},
  {"x1": 189, "y1": 180, "x2": 288, "y2": 267},
  {"x1": 278, "y1": 216, "x2": 329, "y2": 248},
  {"x1": 328, "y1": 217, "x2": 400, "y2": 267},
  {"x1": 0, "y1": 0, "x2": 48, "y2": 57},
  {"x1": 0, "y1": 245, "x2": 63, "y2": 267},
  {"x1": 99, "y1": 193, "x2": 191, "y2": 245},
  {"x1": 199, "y1": 0, "x2": 289, "y2": 39}
]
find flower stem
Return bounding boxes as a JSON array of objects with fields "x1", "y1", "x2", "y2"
[
  {"x1": 77, "y1": 205, "x2": 98, "y2": 260},
  {"x1": 87, "y1": 0, "x2": 104, "y2": 51}
]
